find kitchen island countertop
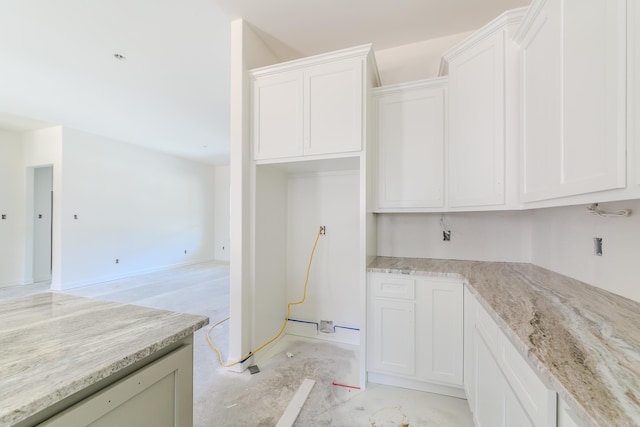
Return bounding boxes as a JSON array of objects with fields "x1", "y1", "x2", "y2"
[
  {"x1": 0, "y1": 292, "x2": 208, "y2": 426},
  {"x1": 369, "y1": 256, "x2": 640, "y2": 427}
]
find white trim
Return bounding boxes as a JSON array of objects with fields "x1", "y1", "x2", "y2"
[
  {"x1": 372, "y1": 76, "x2": 448, "y2": 95},
  {"x1": 439, "y1": 7, "x2": 529, "y2": 76},
  {"x1": 251, "y1": 44, "x2": 374, "y2": 76}
]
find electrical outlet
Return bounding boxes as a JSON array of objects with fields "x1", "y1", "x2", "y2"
[
  {"x1": 320, "y1": 320, "x2": 334, "y2": 333},
  {"x1": 443, "y1": 230, "x2": 451, "y2": 241},
  {"x1": 320, "y1": 226, "x2": 326, "y2": 235},
  {"x1": 594, "y1": 237, "x2": 603, "y2": 256}
]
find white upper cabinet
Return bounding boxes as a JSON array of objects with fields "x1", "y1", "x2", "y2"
[
  {"x1": 373, "y1": 79, "x2": 447, "y2": 211},
  {"x1": 631, "y1": 0, "x2": 640, "y2": 188},
  {"x1": 251, "y1": 45, "x2": 376, "y2": 162},
  {"x1": 252, "y1": 71, "x2": 303, "y2": 159},
  {"x1": 304, "y1": 59, "x2": 363, "y2": 156},
  {"x1": 517, "y1": 0, "x2": 627, "y2": 202},
  {"x1": 443, "y1": 9, "x2": 526, "y2": 209}
]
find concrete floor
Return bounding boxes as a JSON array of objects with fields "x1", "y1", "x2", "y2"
[{"x1": 2, "y1": 261, "x2": 474, "y2": 426}]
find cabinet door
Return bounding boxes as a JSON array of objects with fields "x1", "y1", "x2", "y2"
[
  {"x1": 375, "y1": 82, "x2": 446, "y2": 210},
  {"x1": 369, "y1": 299, "x2": 416, "y2": 376},
  {"x1": 631, "y1": 0, "x2": 640, "y2": 188},
  {"x1": 303, "y1": 59, "x2": 363, "y2": 156},
  {"x1": 474, "y1": 332, "x2": 505, "y2": 427},
  {"x1": 448, "y1": 30, "x2": 505, "y2": 207},
  {"x1": 463, "y1": 286, "x2": 476, "y2": 408},
  {"x1": 521, "y1": 0, "x2": 627, "y2": 202},
  {"x1": 417, "y1": 280, "x2": 463, "y2": 386},
  {"x1": 253, "y1": 71, "x2": 303, "y2": 160},
  {"x1": 504, "y1": 382, "x2": 536, "y2": 427}
]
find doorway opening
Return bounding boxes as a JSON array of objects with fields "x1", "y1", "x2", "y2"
[{"x1": 32, "y1": 166, "x2": 53, "y2": 284}]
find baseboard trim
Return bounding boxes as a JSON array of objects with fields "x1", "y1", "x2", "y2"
[{"x1": 367, "y1": 371, "x2": 466, "y2": 399}]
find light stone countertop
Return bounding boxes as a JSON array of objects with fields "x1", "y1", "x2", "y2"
[
  {"x1": 0, "y1": 292, "x2": 208, "y2": 426},
  {"x1": 368, "y1": 256, "x2": 640, "y2": 427}
]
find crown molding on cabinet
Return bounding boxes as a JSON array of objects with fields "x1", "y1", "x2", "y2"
[
  {"x1": 514, "y1": 0, "x2": 549, "y2": 44},
  {"x1": 371, "y1": 76, "x2": 449, "y2": 96},
  {"x1": 438, "y1": 7, "x2": 529, "y2": 76},
  {"x1": 249, "y1": 43, "x2": 380, "y2": 87}
]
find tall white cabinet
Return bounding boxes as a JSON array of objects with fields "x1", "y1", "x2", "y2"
[
  {"x1": 517, "y1": 0, "x2": 627, "y2": 202},
  {"x1": 442, "y1": 9, "x2": 526, "y2": 209},
  {"x1": 247, "y1": 44, "x2": 379, "y2": 390},
  {"x1": 372, "y1": 79, "x2": 447, "y2": 211}
]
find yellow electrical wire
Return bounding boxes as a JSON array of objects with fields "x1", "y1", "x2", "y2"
[{"x1": 206, "y1": 226, "x2": 323, "y2": 368}]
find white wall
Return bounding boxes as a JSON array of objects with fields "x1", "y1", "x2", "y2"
[
  {"x1": 214, "y1": 165, "x2": 230, "y2": 262},
  {"x1": 253, "y1": 165, "x2": 289, "y2": 348},
  {"x1": 529, "y1": 200, "x2": 640, "y2": 302},
  {"x1": 377, "y1": 211, "x2": 531, "y2": 262},
  {"x1": 58, "y1": 128, "x2": 215, "y2": 288},
  {"x1": 376, "y1": 200, "x2": 640, "y2": 303},
  {"x1": 0, "y1": 129, "x2": 26, "y2": 286},
  {"x1": 228, "y1": 19, "x2": 281, "y2": 367},
  {"x1": 375, "y1": 32, "x2": 472, "y2": 85},
  {"x1": 287, "y1": 171, "x2": 361, "y2": 330}
]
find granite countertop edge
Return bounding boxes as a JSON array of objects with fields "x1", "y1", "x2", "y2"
[{"x1": 0, "y1": 293, "x2": 209, "y2": 426}]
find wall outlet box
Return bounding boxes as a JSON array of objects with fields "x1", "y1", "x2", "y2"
[{"x1": 320, "y1": 320, "x2": 334, "y2": 333}]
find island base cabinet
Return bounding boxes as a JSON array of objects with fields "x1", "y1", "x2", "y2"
[{"x1": 39, "y1": 342, "x2": 193, "y2": 427}]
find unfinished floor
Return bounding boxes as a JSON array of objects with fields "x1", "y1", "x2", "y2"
[{"x1": 2, "y1": 261, "x2": 473, "y2": 426}]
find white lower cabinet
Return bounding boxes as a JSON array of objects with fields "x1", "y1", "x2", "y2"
[
  {"x1": 370, "y1": 276, "x2": 565, "y2": 426},
  {"x1": 557, "y1": 397, "x2": 581, "y2": 427},
  {"x1": 370, "y1": 298, "x2": 416, "y2": 376},
  {"x1": 367, "y1": 273, "x2": 463, "y2": 397},
  {"x1": 470, "y1": 296, "x2": 557, "y2": 427}
]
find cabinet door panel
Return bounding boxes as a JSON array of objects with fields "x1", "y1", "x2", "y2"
[
  {"x1": 633, "y1": 0, "x2": 640, "y2": 187},
  {"x1": 304, "y1": 59, "x2": 363, "y2": 155},
  {"x1": 253, "y1": 72, "x2": 303, "y2": 160},
  {"x1": 498, "y1": 329, "x2": 557, "y2": 427},
  {"x1": 474, "y1": 333, "x2": 504, "y2": 427},
  {"x1": 505, "y1": 383, "x2": 536, "y2": 427},
  {"x1": 420, "y1": 282, "x2": 463, "y2": 385},
  {"x1": 448, "y1": 32, "x2": 505, "y2": 207},
  {"x1": 463, "y1": 287, "x2": 476, "y2": 408},
  {"x1": 369, "y1": 299, "x2": 416, "y2": 375},
  {"x1": 561, "y1": 0, "x2": 626, "y2": 194},
  {"x1": 521, "y1": 0, "x2": 626, "y2": 202},
  {"x1": 375, "y1": 83, "x2": 445, "y2": 209},
  {"x1": 521, "y1": 0, "x2": 563, "y2": 199}
]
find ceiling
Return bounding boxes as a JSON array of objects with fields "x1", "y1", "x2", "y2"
[{"x1": 0, "y1": 0, "x2": 530, "y2": 165}]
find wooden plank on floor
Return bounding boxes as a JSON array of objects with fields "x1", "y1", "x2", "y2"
[{"x1": 275, "y1": 378, "x2": 315, "y2": 427}]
